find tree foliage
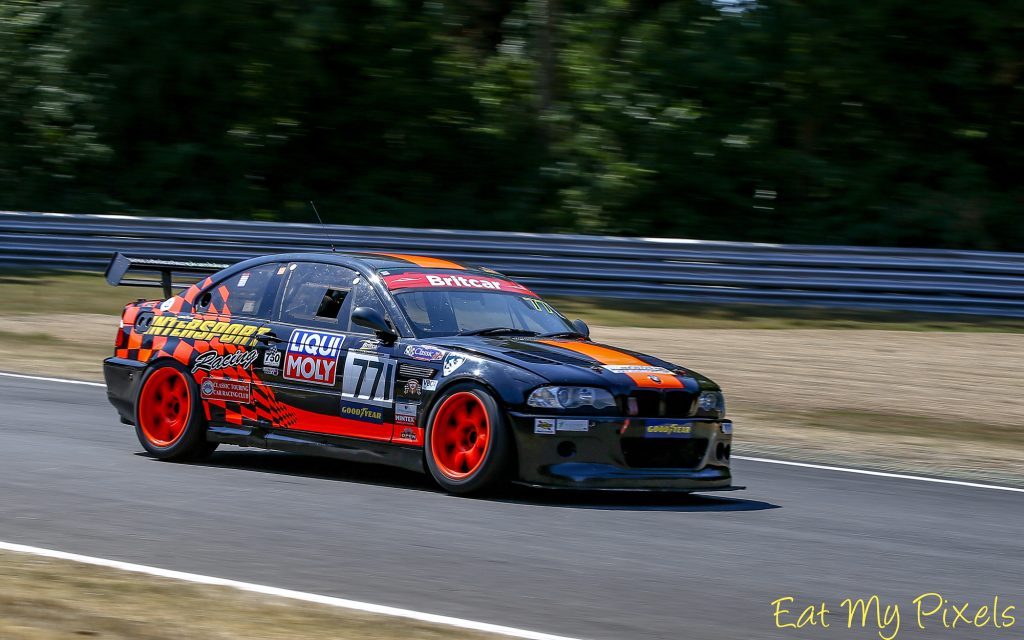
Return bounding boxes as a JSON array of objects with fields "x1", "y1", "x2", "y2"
[{"x1": 0, "y1": 0, "x2": 1020, "y2": 249}]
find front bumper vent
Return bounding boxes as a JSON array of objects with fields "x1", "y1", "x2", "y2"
[{"x1": 620, "y1": 438, "x2": 708, "y2": 469}]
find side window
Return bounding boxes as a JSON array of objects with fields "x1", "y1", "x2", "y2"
[
  {"x1": 195, "y1": 263, "x2": 283, "y2": 318},
  {"x1": 275, "y1": 262, "x2": 359, "y2": 327},
  {"x1": 344, "y1": 280, "x2": 392, "y2": 334}
]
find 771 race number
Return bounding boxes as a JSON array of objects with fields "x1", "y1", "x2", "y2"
[{"x1": 341, "y1": 352, "x2": 395, "y2": 407}]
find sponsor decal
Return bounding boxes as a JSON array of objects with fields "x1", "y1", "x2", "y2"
[
  {"x1": 534, "y1": 418, "x2": 556, "y2": 435},
  {"x1": 557, "y1": 419, "x2": 590, "y2": 432},
  {"x1": 404, "y1": 345, "x2": 445, "y2": 362},
  {"x1": 398, "y1": 427, "x2": 417, "y2": 441},
  {"x1": 383, "y1": 273, "x2": 536, "y2": 296},
  {"x1": 341, "y1": 352, "x2": 396, "y2": 407},
  {"x1": 200, "y1": 378, "x2": 251, "y2": 403},
  {"x1": 237, "y1": 272, "x2": 251, "y2": 287},
  {"x1": 395, "y1": 402, "x2": 418, "y2": 417},
  {"x1": 395, "y1": 414, "x2": 417, "y2": 425},
  {"x1": 284, "y1": 330, "x2": 345, "y2": 386},
  {"x1": 159, "y1": 298, "x2": 175, "y2": 312},
  {"x1": 339, "y1": 400, "x2": 384, "y2": 424},
  {"x1": 144, "y1": 316, "x2": 272, "y2": 347},
  {"x1": 602, "y1": 364, "x2": 674, "y2": 375},
  {"x1": 422, "y1": 379, "x2": 438, "y2": 392},
  {"x1": 404, "y1": 379, "x2": 421, "y2": 397},
  {"x1": 442, "y1": 354, "x2": 466, "y2": 377},
  {"x1": 355, "y1": 338, "x2": 382, "y2": 352},
  {"x1": 645, "y1": 420, "x2": 694, "y2": 438},
  {"x1": 263, "y1": 346, "x2": 282, "y2": 376},
  {"x1": 191, "y1": 349, "x2": 260, "y2": 374},
  {"x1": 523, "y1": 298, "x2": 558, "y2": 314}
]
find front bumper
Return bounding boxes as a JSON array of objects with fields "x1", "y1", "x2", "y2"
[{"x1": 508, "y1": 412, "x2": 736, "y2": 491}]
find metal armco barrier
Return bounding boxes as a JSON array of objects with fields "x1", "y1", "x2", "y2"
[{"x1": 2, "y1": 210, "x2": 1023, "y2": 317}]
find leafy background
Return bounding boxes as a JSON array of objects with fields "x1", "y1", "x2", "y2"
[{"x1": 0, "y1": 0, "x2": 1020, "y2": 249}]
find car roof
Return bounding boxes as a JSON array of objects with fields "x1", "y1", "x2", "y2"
[{"x1": 244, "y1": 251, "x2": 505, "y2": 278}]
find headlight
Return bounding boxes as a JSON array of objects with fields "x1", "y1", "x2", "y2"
[
  {"x1": 698, "y1": 391, "x2": 725, "y2": 416},
  {"x1": 527, "y1": 386, "x2": 617, "y2": 410}
]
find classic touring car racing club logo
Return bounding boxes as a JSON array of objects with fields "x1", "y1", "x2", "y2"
[{"x1": 284, "y1": 330, "x2": 345, "y2": 386}]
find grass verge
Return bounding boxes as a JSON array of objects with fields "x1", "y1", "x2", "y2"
[{"x1": 0, "y1": 550, "x2": 501, "y2": 640}]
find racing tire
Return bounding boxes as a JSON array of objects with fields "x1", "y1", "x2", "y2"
[
  {"x1": 134, "y1": 360, "x2": 218, "y2": 461},
  {"x1": 424, "y1": 384, "x2": 512, "y2": 495}
]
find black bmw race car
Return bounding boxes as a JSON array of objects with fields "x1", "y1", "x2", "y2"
[{"x1": 103, "y1": 251, "x2": 736, "y2": 495}]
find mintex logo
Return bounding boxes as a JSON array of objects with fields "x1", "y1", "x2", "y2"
[{"x1": 284, "y1": 330, "x2": 345, "y2": 386}]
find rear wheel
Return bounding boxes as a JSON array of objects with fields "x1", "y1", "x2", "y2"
[
  {"x1": 425, "y1": 384, "x2": 512, "y2": 495},
  {"x1": 135, "y1": 361, "x2": 217, "y2": 461}
]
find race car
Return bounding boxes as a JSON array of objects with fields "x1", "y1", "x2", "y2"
[{"x1": 103, "y1": 251, "x2": 736, "y2": 495}]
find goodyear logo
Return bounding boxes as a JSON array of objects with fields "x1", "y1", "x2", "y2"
[
  {"x1": 645, "y1": 422, "x2": 693, "y2": 438},
  {"x1": 340, "y1": 401, "x2": 384, "y2": 424},
  {"x1": 144, "y1": 316, "x2": 270, "y2": 347}
]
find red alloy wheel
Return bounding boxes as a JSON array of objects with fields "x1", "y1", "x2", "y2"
[
  {"x1": 138, "y1": 367, "x2": 192, "y2": 447},
  {"x1": 430, "y1": 392, "x2": 492, "y2": 480}
]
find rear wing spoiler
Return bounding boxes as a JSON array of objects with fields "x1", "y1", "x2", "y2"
[{"x1": 105, "y1": 252, "x2": 232, "y2": 298}]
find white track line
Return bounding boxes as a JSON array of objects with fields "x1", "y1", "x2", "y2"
[
  {"x1": 0, "y1": 371, "x2": 105, "y2": 387},
  {"x1": 2, "y1": 371, "x2": 1020, "y2": 494},
  {"x1": 734, "y1": 456, "x2": 1024, "y2": 494},
  {"x1": 0, "y1": 541, "x2": 585, "y2": 640}
]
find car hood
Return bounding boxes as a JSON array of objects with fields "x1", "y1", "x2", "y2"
[{"x1": 426, "y1": 335, "x2": 716, "y2": 392}]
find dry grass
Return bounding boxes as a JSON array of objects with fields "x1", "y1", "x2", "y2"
[
  {"x1": 0, "y1": 314, "x2": 114, "y2": 381},
  {"x1": 0, "y1": 551, "x2": 499, "y2": 640}
]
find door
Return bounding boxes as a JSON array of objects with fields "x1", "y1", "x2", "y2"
[
  {"x1": 261, "y1": 261, "x2": 396, "y2": 442},
  {"x1": 188, "y1": 261, "x2": 285, "y2": 428}
]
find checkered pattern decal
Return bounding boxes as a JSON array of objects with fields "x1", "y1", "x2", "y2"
[{"x1": 114, "y1": 288, "x2": 300, "y2": 429}]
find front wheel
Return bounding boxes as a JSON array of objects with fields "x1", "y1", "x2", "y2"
[
  {"x1": 424, "y1": 384, "x2": 512, "y2": 495},
  {"x1": 134, "y1": 361, "x2": 218, "y2": 461}
]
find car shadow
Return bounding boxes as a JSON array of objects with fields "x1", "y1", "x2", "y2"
[{"x1": 158, "y1": 449, "x2": 780, "y2": 513}]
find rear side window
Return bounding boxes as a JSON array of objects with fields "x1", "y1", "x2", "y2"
[
  {"x1": 275, "y1": 262, "x2": 360, "y2": 327},
  {"x1": 195, "y1": 263, "x2": 283, "y2": 318}
]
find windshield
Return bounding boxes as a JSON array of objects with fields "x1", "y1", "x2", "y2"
[{"x1": 393, "y1": 289, "x2": 577, "y2": 338}]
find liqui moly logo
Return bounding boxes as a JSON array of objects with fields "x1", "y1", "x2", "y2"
[{"x1": 284, "y1": 330, "x2": 345, "y2": 386}]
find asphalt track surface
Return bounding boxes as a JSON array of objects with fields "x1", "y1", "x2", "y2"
[{"x1": 2, "y1": 375, "x2": 1021, "y2": 640}]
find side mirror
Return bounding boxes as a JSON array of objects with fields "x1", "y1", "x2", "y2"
[
  {"x1": 352, "y1": 307, "x2": 398, "y2": 344},
  {"x1": 572, "y1": 319, "x2": 590, "y2": 339}
]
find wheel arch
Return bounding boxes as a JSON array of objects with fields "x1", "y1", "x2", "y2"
[{"x1": 420, "y1": 376, "x2": 521, "y2": 480}]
